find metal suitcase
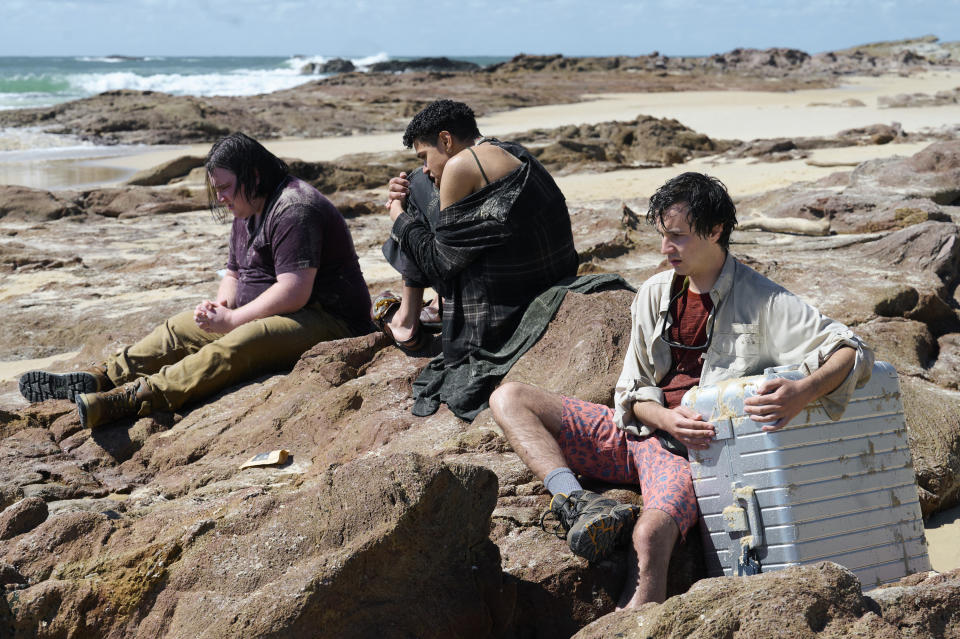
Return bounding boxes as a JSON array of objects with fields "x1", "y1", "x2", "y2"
[{"x1": 682, "y1": 361, "x2": 931, "y2": 587}]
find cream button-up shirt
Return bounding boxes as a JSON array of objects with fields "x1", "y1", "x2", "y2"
[{"x1": 613, "y1": 254, "x2": 875, "y2": 437}]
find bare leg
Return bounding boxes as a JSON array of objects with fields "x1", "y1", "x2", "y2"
[
  {"x1": 489, "y1": 382, "x2": 565, "y2": 479},
  {"x1": 617, "y1": 508, "x2": 679, "y2": 609},
  {"x1": 386, "y1": 284, "x2": 423, "y2": 343}
]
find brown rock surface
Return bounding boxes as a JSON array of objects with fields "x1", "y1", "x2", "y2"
[
  {"x1": 125, "y1": 155, "x2": 206, "y2": 186},
  {"x1": 0, "y1": 185, "x2": 82, "y2": 221},
  {"x1": 0, "y1": 496, "x2": 48, "y2": 540},
  {"x1": 848, "y1": 140, "x2": 960, "y2": 205},
  {"x1": 901, "y1": 376, "x2": 960, "y2": 517},
  {"x1": 3, "y1": 124, "x2": 960, "y2": 638},
  {"x1": 572, "y1": 563, "x2": 960, "y2": 639},
  {"x1": 512, "y1": 116, "x2": 733, "y2": 173}
]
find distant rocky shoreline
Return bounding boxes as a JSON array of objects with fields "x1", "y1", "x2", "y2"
[{"x1": 0, "y1": 36, "x2": 957, "y2": 147}]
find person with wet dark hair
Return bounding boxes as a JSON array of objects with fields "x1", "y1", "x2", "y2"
[
  {"x1": 20, "y1": 132, "x2": 372, "y2": 429},
  {"x1": 490, "y1": 171, "x2": 872, "y2": 610},
  {"x1": 646, "y1": 172, "x2": 738, "y2": 250},
  {"x1": 204, "y1": 132, "x2": 290, "y2": 222},
  {"x1": 377, "y1": 99, "x2": 581, "y2": 419}
]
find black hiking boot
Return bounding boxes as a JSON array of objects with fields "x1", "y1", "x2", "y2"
[
  {"x1": 540, "y1": 490, "x2": 640, "y2": 562},
  {"x1": 76, "y1": 379, "x2": 153, "y2": 429},
  {"x1": 19, "y1": 366, "x2": 113, "y2": 403}
]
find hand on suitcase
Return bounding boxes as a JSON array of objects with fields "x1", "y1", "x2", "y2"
[
  {"x1": 744, "y1": 377, "x2": 811, "y2": 431},
  {"x1": 659, "y1": 406, "x2": 716, "y2": 450}
]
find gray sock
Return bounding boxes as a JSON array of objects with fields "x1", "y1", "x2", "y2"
[{"x1": 544, "y1": 467, "x2": 583, "y2": 497}]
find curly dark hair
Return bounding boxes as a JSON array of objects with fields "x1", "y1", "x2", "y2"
[
  {"x1": 402, "y1": 99, "x2": 481, "y2": 148},
  {"x1": 204, "y1": 132, "x2": 289, "y2": 222},
  {"x1": 646, "y1": 172, "x2": 738, "y2": 249}
]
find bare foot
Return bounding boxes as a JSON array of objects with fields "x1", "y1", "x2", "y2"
[{"x1": 386, "y1": 313, "x2": 416, "y2": 344}]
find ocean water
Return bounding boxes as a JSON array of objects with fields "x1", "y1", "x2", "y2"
[{"x1": 0, "y1": 54, "x2": 507, "y2": 111}]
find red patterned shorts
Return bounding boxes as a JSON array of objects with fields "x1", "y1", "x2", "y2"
[{"x1": 558, "y1": 395, "x2": 699, "y2": 537}]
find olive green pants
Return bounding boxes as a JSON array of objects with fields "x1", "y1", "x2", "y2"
[{"x1": 104, "y1": 303, "x2": 353, "y2": 411}]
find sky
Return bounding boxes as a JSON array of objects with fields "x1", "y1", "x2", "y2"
[{"x1": 2, "y1": 0, "x2": 959, "y2": 57}]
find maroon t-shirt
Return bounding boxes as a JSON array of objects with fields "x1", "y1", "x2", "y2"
[
  {"x1": 659, "y1": 281, "x2": 713, "y2": 409},
  {"x1": 226, "y1": 177, "x2": 372, "y2": 334}
]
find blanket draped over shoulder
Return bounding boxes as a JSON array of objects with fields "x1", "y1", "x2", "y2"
[
  {"x1": 392, "y1": 142, "x2": 580, "y2": 365},
  {"x1": 412, "y1": 273, "x2": 636, "y2": 421}
]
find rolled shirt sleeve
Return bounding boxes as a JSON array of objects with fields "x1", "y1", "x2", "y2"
[
  {"x1": 612, "y1": 279, "x2": 671, "y2": 436},
  {"x1": 764, "y1": 289, "x2": 874, "y2": 420}
]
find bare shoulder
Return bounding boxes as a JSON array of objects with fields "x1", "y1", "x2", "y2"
[{"x1": 473, "y1": 144, "x2": 522, "y2": 181}]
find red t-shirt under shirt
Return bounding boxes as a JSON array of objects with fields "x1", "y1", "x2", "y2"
[{"x1": 659, "y1": 281, "x2": 713, "y2": 409}]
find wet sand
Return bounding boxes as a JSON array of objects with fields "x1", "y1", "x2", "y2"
[{"x1": 924, "y1": 503, "x2": 960, "y2": 572}]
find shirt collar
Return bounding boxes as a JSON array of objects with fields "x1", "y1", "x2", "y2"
[
  {"x1": 659, "y1": 252, "x2": 736, "y2": 313},
  {"x1": 710, "y1": 252, "x2": 737, "y2": 304}
]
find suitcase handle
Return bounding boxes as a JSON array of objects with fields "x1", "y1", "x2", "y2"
[{"x1": 734, "y1": 484, "x2": 764, "y2": 551}]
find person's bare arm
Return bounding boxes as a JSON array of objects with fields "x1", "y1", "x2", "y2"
[
  {"x1": 195, "y1": 269, "x2": 316, "y2": 333},
  {"x1": 744, "y1": 346, "x2": 856, "y2": 431},
  {"x1": 215, "y1": 270, "x2": 239, "y2": 308}
]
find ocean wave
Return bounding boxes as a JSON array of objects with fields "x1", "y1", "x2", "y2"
[
  {"x1": 0, "y1": 127, "x2": 93, "y2": 153},
  {"x1": 75, "y1": 55, "x2": 166, "y2": 63},
  {"x1": 66, "y1": 69, "x2": 315, "y2": 97},
  {"x1": 286, "y1": 52, "x2": 390, "y2": 73}
]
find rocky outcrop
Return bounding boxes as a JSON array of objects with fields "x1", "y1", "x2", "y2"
[
  {"x1": 285, "y1": 157, "x2": 407, "y2": 193},
  {"x1": 300, "y1": 58, "x2": 356, "y2": 75},
  {"x1": 369, "y1": 57, "x2": 480, "y2": 73},
  {"x1": 901, "y1": 376, "x2": 960, "y2": 517},
  {"x1": 573, "y1": 563, "x2": 960, "y2": 639},
  {"x1": 80, "y1": 186, "x2": 207, "y2": 218},
  {"x1": 3, "y1": 137, "x2": 960, "y2": 637},
  {"x1": 879, "y1": 87, "x2": 960, "y2": 108},
  {"x1": 512, "y1": 115, "x2": 733, "y2": 172},
  {"x1": 0, "y1": 497, "x2": 47, "y2": 540},
  {"x1": 848, "y1": 140, "x2": 960, "y2": 205},
  {"x1": 0, "y1": 185, "x2": 82, "y2": 221},
  {"x1": 125, "y1": 155, "x2": 205, "y2": 186},
  {"x1": 488, "y1": 37, "x2": 958, "y2": 78}
]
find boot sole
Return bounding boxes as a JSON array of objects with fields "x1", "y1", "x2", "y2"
[
  {"x1": 568, "y1": 505, "x2": 640, "y2": 562},
  {"x1": 19, "y1": 370, "x2": 99, "y2": 404}
]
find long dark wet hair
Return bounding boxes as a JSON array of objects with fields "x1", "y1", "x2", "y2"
[{"x1": 204, "y1": 132, "x2": 289, "y2": 222}]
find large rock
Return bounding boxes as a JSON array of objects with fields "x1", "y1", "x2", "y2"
[
  {"x1": 859, "y1": 221, "x2": 960, "y2": 291},
  {"x1": 848, "y1": 140, "x2": 960, "y2": 205},
  {"x1": 0, "y1": 497, "x2": 48, "y2": 540},
  {"x1": 930, "y1": 333, "x2": 960, "y2": 388},
  {"x1": 0, "y1": 185, "x2": 82, "y2": 221},
  {"x1": 514, "y1": 115, "x2": 733, "y2": 172},
  {"x1": 125, "y1": 155, "x2": 206, "y2": 186},
  {"x1": 1, "y1": 454, "x2": 510, "y2": 638},
  {"x1": 369, "y1": 57, "x2": 480, "y2": 73},
  {"x1": 573, "y1": 563, "x2": 960, "y2": 639},
  {"x1": 80, "y1": 186, "x2": 207, "y2": 218},
  {"x1": 900, "y1": 376, "x2": 960, "y2": 517}
]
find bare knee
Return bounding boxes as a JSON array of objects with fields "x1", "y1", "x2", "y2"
[
  {"x1": 490, "y1": 382, "x2": 530, "y2": 422},
  {"x1": 632, "y1": 509, "x2": 679, "y2": 557}
]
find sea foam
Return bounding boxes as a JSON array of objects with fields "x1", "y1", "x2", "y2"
[{"x1": 67, "y1": 69, "x2": 314, "y2": 97}]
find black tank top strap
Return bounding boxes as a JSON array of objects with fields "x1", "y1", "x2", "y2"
[{"x1": 466, "y1": 146, "x2": 491, "y2": 186}]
